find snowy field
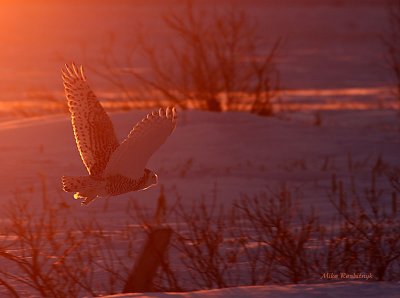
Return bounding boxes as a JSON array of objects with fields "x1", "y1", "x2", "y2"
[
  {"x1": 0, "y1": 108, "x2": 399, "y2": 296},
  {"x1": 0, "y1": 108, "x2": 398, "y2": 212},
  {"x1": 104, "y1": 282, "x2": 400, "y2": 298}
]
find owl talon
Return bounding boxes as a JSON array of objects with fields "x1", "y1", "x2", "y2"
[{"x1": 81, "y1": 197, "x2": 96, "y2": 206}]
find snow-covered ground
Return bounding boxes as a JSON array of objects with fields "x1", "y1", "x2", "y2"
[
  {"x1": 0, "y1": 108, "x2": 398, "y2": 211},
  {"x1": 103, "y1": 282, "x2": 400, "y2": 298},
  {"x1": 0, "y1": 108, "x2": 399, "y2": 296}
]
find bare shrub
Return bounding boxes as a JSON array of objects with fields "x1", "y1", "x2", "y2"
[
  {"x1": 236, "y1": 185, "x2": 323, "y2": 283},
  {"x1": 387, "y1": 166, "x2": 400, "y2": 192},
  {"x1": 128, "y1": 190, "x2": 273, "y2": 289},
  {"x1": 172, "y1": 199, "x2": 237, "y2": 289},
  {"x1": 1, "y1": 164, "x2": 399, "y2": 296},
  {"x1": 0, "y1": 185, "x2": 139, "y2": 297},
  {"x1": 88, "y1": 0, "x2": 281, "y2": 114},
  {"x1": 149, "y1": 185, "x2": 323, "y2": 288},
  {"x1": 326, "y1": 170, "x2": 400, "y2": 281},
  {"x1": 382, "y1": 0, "x2": 400, "y2": 112}
]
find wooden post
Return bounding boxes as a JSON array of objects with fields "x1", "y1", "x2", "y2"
[{"x1": 123, "y1": 227, "x2": 172, "y2": 293}]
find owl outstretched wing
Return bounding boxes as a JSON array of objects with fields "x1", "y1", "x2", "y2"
[
  {"x1": 62, "y1": 63, "x2": 119, "y2": 176},
  {"x1": 104, "y1": 107, "x2": 177, "y2": 180}
]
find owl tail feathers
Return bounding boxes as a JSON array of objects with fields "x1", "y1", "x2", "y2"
[{"x1": 62, "y1": 175, "x2": 102, "y2": 206}]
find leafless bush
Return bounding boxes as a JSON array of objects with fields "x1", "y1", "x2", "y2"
[
  {"x1": 89, "y1": 0, "x2": 281, "y2": 115},
  {"x1": 326, "y1": 170, "x2": 400, "y2": 280},
  {"x1": 1, "y1": 164, "x2": 399, "y2": 296},
  {"x1": 383, "y1": 0, "x2": 400, "y2": 112},
  {"x1": 145, "y1": 185, "x2": 323, "y2": 287},
  {"x1": 162, "y1": 168, "x2": 399, "y2": 287},
  {"x1": 0, "y1": 181, "x2": 139, "y2": 297},
  {"x1": 171, "y1": 198, "x2": 241, "y2": 289},
  {"x1": 387, "y1": 166, "x2": 400, "y2": 192},
  {"x1": 236, "y1": 185, "x2": 323, "y2": 283},
  {"x1": 127, "y1": 188, "x2": 276, "y2": 289}
]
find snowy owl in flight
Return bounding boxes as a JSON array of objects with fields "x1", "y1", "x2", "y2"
[{"x1": 61, "y1": 63, "x2": 177, "y2": 205}]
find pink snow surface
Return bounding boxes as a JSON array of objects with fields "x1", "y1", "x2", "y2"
[
  {"x1": 0, "y1": 108, "x2": 398, "y2": 210},
  {"x1": 0, "y1": 109, "x2": 398, "y2": 296},
  {"x1": 104, "y1": 282, "x2": 400, "y2": 298}
]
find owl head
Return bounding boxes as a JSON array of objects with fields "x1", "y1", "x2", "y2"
[{"x1": 142, "y1": 168, "x2": 158, "y2": 190}]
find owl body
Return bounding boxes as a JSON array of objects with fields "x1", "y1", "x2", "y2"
[
  {"x1": 61, "y1": 63, "x2": 176, "y2": 205},
  {"x1": 105, "y1": 170, "x2": 158, "y2": 196},
  {"x1": 63, "y1": 169, "x2": 157, "y2": 205}
]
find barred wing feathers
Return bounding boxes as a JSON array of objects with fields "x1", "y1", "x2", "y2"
[
  {"x1": 62, "y1": 64, "x2": 119, "y2": 176},
  {"x1": 105, "y1": 107, "x2": 177, "y2": 180}
]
